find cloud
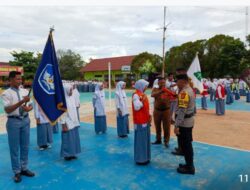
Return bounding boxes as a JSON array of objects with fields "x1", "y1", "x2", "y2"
[{"x1": 0, "y1": 6, "x2": 248, "y2": 62}]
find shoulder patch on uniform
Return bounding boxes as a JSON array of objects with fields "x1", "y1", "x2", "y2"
[
  {"x1": 178, "y1": 91, "x2": 190, "y2": 108},
  {"x1": 180, "y1": 92, "x2": 187, "y2": 99}
]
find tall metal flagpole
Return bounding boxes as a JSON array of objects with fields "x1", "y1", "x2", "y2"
[
  {"x1": 246, "y1": 7, "x2": 249, "y2": 48},
  {"x1": 162, "y1": 6, "x2": 167, "y2": 78},
  {"x1": 108, "y1": 62, "x2": 111, "y2": 108}
]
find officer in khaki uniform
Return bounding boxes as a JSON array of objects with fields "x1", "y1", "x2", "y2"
[
  {"x1": 174, "y1": 74, "x2": 195, "y2": 175},
  {"x1": 151, "y1": 77, "x2": 175, "y2": 147}
]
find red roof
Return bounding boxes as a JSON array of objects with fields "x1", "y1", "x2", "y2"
[
  {"x1": 82, "y1": 55, "x2": 135, "y2": 72},
  {"x1": 0, "y1": 62, "x2": 9, "y2": 66}
]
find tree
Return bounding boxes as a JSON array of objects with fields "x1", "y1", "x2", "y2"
[
  {"x1": 165, "y1": 34, "x2": 246, "y2": 78},
  {"x1": 138, "y1": 60, "x2": 156, "y2": 74},
  {"x1": 204, "y1": 34, "x2": 246, "y2": 78},
  {"x1": 131, "y1": 52, "x2": 162, "y2": 74},
  {"x1": 165, "y1": 40, "x2": 206, "y2": 74},
  {"x1": 57, "y1": 49, "x2": 85, "y2": 80},
  {"x1": 10, "y1": 51, "x2": 41, "y2": 80}
]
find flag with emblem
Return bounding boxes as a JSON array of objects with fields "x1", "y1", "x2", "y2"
[
  {"x1": 187, "y1": 53, "x2": 204, "y2": 93},
  {"x1": 33, "y1": 31, "x2": 67, "y2": 124}
]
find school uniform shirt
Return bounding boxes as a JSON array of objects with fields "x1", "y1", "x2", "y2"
[
  {"x1": 115, "y1": 81, "x2": 129, "y2": 116},
  {"x1": 93, "y1": 85, "x2": 106, "y2": 116},
  {"x1": 73, "y1": 88, "x2": 80, "y2": 108},
  {"x1": 34, "y1": 102, "x2": 49, "y2": 124},
  {"x1": 1, "y1": 87, "x2": 31, "y2": 116},
  {"x1": 239, "y1": 80, "x2": 246, "y2": 90},
  {"x1": 60, "y1": 84, "x2": 80, "y2": 130}
]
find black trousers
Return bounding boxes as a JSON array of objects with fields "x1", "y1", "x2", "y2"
[{"x1": 179, "y1": 126, "x2": 194, "y2": 167}]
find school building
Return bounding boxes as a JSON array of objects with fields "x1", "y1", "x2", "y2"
[
  {"x1": 81, "y1": 55, "x2": 136, "y2": 82},
  {"x1": 0, "y1": 62, "x2": 24, "y2": 86}
]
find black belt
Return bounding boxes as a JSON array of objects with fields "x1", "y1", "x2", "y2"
[
  {"x1": 175, "y1": 113, "x2": 194, "y2": 119},
  {"x1": 155, "y1": 107, "x2": 170, "y2": 111},
  {"x1": 8, "y1": 115, "x2": 28, "y2": 120}
]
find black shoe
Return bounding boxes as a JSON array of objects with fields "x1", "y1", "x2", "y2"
[
  {"x1": 39, "y1": 145, "x2": 48, "y2": 150},
  {"x1": 175, "y1": 147, "x2": 181, "y2": 152},
  {"x1": 13, "y1": 173, "x2": 22, "y2": 183},
  {"x1": 164, "y1": 142, "x2": 169, "y2": 148},
  {"x1": 136, "y1": 160, "x2": 150, "y2": 165},
  {"x1": 119, "y1": 135, "x2": 128, "y2": 138},
  {"x1": 171, "y1": 150, "x2": 184, "y2": 156},
  {"x1": 21, "y1": 169, "x2": 35, "y2": 177},
  {"x1": 179, "y1": 163, "x2": 187, "y2": 168},
  {"x1": 64, "y1": 157, "x2": 72, "y2": 161},
  {"x1": 177, "y1": 165, "x2": 195, "y2": 175},
  {"x1": 70, "y1": 156, "x2": 77, "y2": 160},
  {"x1": 151, "y1": 141, "x2": 162, "y2": 145}
]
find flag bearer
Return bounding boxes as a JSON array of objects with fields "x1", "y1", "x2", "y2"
[{"x1": 1, "y1": 71, "x2": 35, "y2": 183}]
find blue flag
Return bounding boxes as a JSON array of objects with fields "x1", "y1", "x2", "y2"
[{"x1": 33, "y1": 32, "x2": 67, "y2": 124}]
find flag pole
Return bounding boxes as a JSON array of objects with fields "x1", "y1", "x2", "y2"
[
  {"x1": 28, "y1": 26, "x2": 55, "y2": 104},
  {"x1": 108, "y1": 62, "x2": 111, "y2": 108},
  {"x1": 162, "y1": 6, "x2": 167, "y2": 78}
]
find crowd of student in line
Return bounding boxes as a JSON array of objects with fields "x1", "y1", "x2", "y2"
[
  {"x1": 2, "y1": 70, "x2": 250, "y2": 183},
  {"x1": 199, "y1": 77, "x2": 250, "y2": 115}
]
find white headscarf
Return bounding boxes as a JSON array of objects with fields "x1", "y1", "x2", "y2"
[
  {"x1": 115, "y1": 81, "x2": 126, "y2": 98},
  {"x1": 218, "y1": 79, "x2": 224, "y2": 85},
  {"x1": 62, "y1": 84, "x2": 79, "y2": 130},
  {"x1": 93, "y1": 83, "x2": 106, "y2": 116},
  {"x1": 115, "y1": 81, "x2": 128, "y2": 116},
  {"x1": 134, "y1": 79, "x2": 149, "y2": 93},
  {"x1": 73, "y1": 83, "x2": 80, "y2": 107},
  {"x1": 153, "y1": 79, "x2": 159, "y2": 88}
]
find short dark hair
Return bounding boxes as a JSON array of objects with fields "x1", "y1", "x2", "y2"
[
  {"x1": 156, "y1": 76, "x2": 165, "y2": 80},
  {"x1": 176, "y1": 74, "x2": 189, "y2": 81},
  {"x1": 168, "y1": 73, "x2": 174, "y2": 77},
  {"x1": 9, "y1": 71, "x2": 21, "y2": 80},
  {"x1": 176, "y1": 68, "x2": 187, "y2": 74}
]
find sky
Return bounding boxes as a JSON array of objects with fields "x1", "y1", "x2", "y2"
[{"x1": 0, "y1": 6, "x2": 248, "y2": 62}]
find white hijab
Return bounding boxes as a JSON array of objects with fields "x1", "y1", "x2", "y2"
[
  {"x1": 115, "y1": 81, "x2": 126, "y2": 99},
  {"x1": 134, "y1": 79, "x2": 149, "y2": 93},
  {"x1": 63, "y1": 84, "x2": 79, "y2": 130},
  {"x1": 93, "y1": 83, "x2": 106, "y2": 116},
  {"x1": 115, "y1": 81, "x2": 128, "y2": 115},
  {"x1": 73, "y1": 84, "x2": 80, "y2": 107},
  {"x1": 153, "y1": 79, "x2": 159, "y2": 88}
]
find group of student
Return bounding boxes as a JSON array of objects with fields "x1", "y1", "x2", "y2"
[
  {"x1": 1, "y1": 72, "x2": 83, "y2": 183},
  {"x1": 200, "y1": 77, "x2": 250, "y2": 115},
  {"x1": 1, "y1": 69, "x2": 200, "y2": 183}
]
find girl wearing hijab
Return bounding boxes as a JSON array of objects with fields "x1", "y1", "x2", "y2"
[
  {"x1": 115, "y1": 81, "x2": 129, "y2": 138},
  {"x1": 132, "y1": 79, "x2": 151, "y2": 165},
  {"x1": 246, "y1": 86, "x2": 250, "y2": 103},
  {"x1": 60, "y1": 84, "x2": 81, "y2": 161},
  {"x1": 201, "y1": 79, "x2": 208, "y2": 110},
  {"x1": 34, "y1": 102, "x2": 53, "y2": 150},
  {"x1": 92, "y1": 83, "x2": 107, "y2": 134},
  {"x1": 73, "y1": 83, "x2": 81, "y2": 122},
  {"x1": 215, "y1": 79, "x2": 226, "y2": 115},
  {"x1": 232, "y1": 79, "x2": 240, "y2": 100}
]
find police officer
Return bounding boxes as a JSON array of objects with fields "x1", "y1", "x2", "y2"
[
  {"x1": 174, "y1": 74, "x2": 195, "y2": 175},
  {"x1": 1, "y1": 71, "x2": 35, "y2": 183}
]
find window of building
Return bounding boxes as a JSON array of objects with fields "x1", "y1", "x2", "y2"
[
  {"x1": 94, "y1": 75, "x2": 102, "y2": 78},
  {"x1": 115, "y1": 74, "x2": 124, "y2": 82}
]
